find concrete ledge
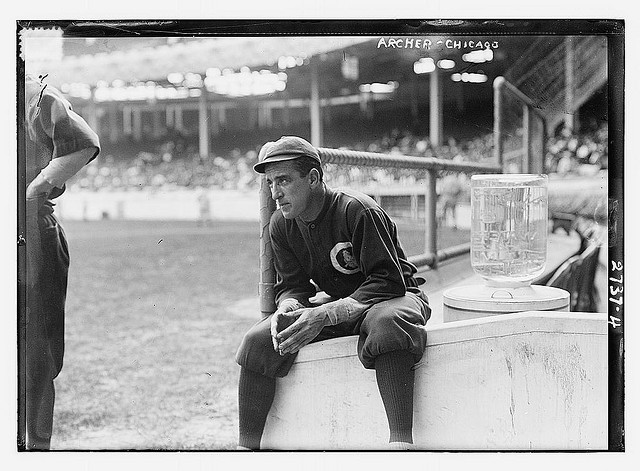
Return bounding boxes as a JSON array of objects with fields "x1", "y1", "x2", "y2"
[
  {"x1": 262, "y1": 311, "x2": 608, "y2": 450},
  {"x1": 294, "y1": 311, "x2": 606, "y2": 363}
]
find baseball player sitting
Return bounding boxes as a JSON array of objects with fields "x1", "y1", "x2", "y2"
[{"x1": 235, "y1": 136, "x2": 431, "y2": 450}]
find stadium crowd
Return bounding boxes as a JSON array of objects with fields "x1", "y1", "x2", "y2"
[
  {"x1": 544, "y1": 122, "x2": 608, "y2": 177},
  {"x1": 346, "y1": 127, "x2": 494, "y2": 163},
  {"x1": 66, "y1": 123, "x2": 607, "y2": 193}
]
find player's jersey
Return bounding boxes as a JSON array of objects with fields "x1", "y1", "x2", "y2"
[
  {"x1": 270, "y1": 186, "x2": 422, "y2": 307},
  {"x1": 24, "y1": 75, "x2": 100, "y2": 203}
]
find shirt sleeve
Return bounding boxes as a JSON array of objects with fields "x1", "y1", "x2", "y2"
[
  {"x1": 39, "y1": 149, "x2": 96, "y2": 188},
  {"x1": 270, "y1": 213, "x2": 317, "y2": 307},
  {"x1": 36, "y1": 88, "x2": 100, "y2": 162},
  {"x1": 348, "y1": 207, "x2": 407, "y2": 304}
]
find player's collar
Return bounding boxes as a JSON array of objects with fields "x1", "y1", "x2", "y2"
[{"x1": 298, "y1": 185, "x2": 332, "y2": 226}]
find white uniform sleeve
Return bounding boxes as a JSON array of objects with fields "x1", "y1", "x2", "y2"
[{"x1": 38, "y1": 148, "x2": 95, "y2": 188}]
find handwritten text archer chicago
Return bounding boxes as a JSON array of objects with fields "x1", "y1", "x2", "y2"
[{"x1": 377, "y1": 38, "x2": 499, "y2": 50}]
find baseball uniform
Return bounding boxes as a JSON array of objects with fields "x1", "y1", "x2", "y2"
[{"x1": 236, "y1": 186, "x2": 430, "y2": 376}]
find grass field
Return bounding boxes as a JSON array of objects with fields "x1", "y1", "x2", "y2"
[{"x1": 52, "y1": 219, "x2": 469, "y2": 450}]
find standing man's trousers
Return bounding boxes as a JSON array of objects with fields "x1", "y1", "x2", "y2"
[{"x1": 24, "y1": 205, "x2": 69, "y2": 450}]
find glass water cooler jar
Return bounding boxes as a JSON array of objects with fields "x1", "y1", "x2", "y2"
[{"x1": 443, "y1": 174, "x2": 569, "y2": 322}]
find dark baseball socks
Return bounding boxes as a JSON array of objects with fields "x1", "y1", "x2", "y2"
[
  {"x1": 374, "y1": 349, "x2": 416, "y2": 445},
  {"x1": 237, "y1": 367, "x2": 276, "y2": 450}
]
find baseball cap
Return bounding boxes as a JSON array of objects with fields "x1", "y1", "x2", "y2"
[{"x1": 253, "y1": 136, "x2": 321, "y2": 173}]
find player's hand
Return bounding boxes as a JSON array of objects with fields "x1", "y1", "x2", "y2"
[
  {"x1": 270, "y1": 309, "x2": 299, "y2": 352},
  {"x1": 26, "y1": 175, "x2": 54, "y2": 207},
  {"x1": 270, "y1": 299, "x2": 304, "y2": 352},
  {"x1": 276, "y1": 307, "x2": 329, "y2": 355}
]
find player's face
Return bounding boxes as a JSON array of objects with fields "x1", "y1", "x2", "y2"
[{"x1": 265, "y1": 161, "x2": 313, "y2": 220}]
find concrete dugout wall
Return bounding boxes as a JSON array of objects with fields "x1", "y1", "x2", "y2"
[{"x1": 262, "y1": 311, "x2": 607, "y2": 450}]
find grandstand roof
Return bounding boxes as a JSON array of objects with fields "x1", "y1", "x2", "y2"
[
  {"x1": 23, "y1": 33, "x2": 607, "y2": 129},
  {"x1": 28, "y1": 36, "x2": 373, "y2": 87},
  {"x1": 28, "y1": 35, "x2": 536, "y2": 109}
]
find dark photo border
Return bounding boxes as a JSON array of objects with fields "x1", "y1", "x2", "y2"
[{"x1": 16, "y1": 19, "x2": 624, "y2": 452}]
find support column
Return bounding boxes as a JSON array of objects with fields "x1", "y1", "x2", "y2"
[
  {"x1": 429, "y1": 67, "x2": 443, "y2": 148},
  {"x1": 198, "y1": 88, "x2": 209, "y2": 159},
  {"x1": 153, "y1": 107, "x2": 163, "y2": 138},
  {"x1": 249, "y1": 105, "x2": 259, "y2": 129},
  {"x1": 109, "y1": 104, "x2": 118, "y2": 143},
  {"x1": 283, "y1": 97, "x2": 291, "y2": 127},
  {"x1": 175, "y1": 106, "x2": 183, "y2": 132},
  {"x1": 210, "y1": 104, "x2": 220, "y2": 135},
  {"x1": 454, "y1": 82, "x2": 464, "y2": 113},
  {"x1": 359, "y1": 92, "x2": 372, "y2": 119},
  {"x1": 210, "y1": 105, "x2": 226, "y2": 135},
  {"x1": 493, "y1": 77, "x2": 505, "y2": 170},
  {"x1": 310, "y1": 59, "x2": 323, "y2": 147},
  {"x1": 265, "y1": 104, "x2": 273, "y2": 128},
  {"x1": 123, "y1": 106, "x2": 132, "y2": 136},
  {"x1": 132, "y1": 107, "x2": 142, "y2": 142},
  {"x1": 564, "y1": 36, "x2": 575, "y2": 131},
  {"x1": 410, "y1": 75, "x2": 419, "y2": 123},
  {"x1": 85, "y1": 87, "x2": 100, "y2": 136},
  {"x1": 258, "y1": 103, "x2": 273, "y2": 129},
  {"x1": 522, "y1": 104, "x2": 530, "y2": 173},
  {"x1": 219, "y1": 106, "x2": 227, "y2": 126},
  {"x1": 425, "y1": 170, "x2": 438, "y2": 268},
  {"x1": 166, "y1": 105, "x2": 174, "y2": 128}
]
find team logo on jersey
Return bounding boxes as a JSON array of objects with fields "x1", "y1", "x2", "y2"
[{"x1": 330, "y1": 242, "x2": 360, "y2": 275}]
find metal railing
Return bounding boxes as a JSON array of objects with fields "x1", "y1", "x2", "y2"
[
  {"x1": 258, "y1": 147, "x2": 502, "y2": 317},
  {"x1": 493, "y1": 76, "x2": 547, "y2": 174}
]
